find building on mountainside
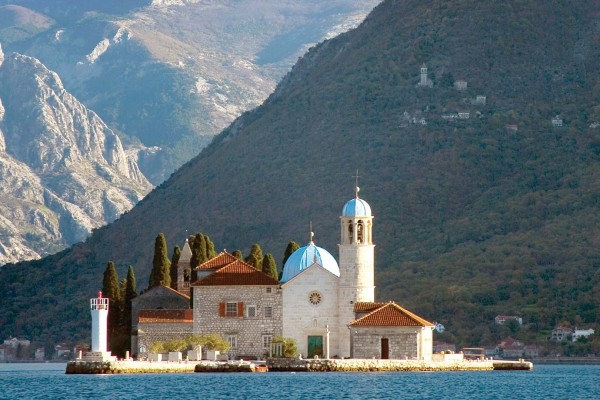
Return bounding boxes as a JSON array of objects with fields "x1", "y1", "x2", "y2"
[
  {"x1": 417, "y1": 63, "x2": 433, "y2": 88},
  {"x1": 550, "y1": 326, "x2": 572, "y2": 342},
  {"x1": 454, "y1": 80, "x2": 467, "y2": 91},
  {"x1": 494, "y1": 315, "x2": 523, "y2": 326},
  {"x1": 572, "y1": 328, "x2": 595, "y2": 342},
  {"x1": 551, "y1": 115, "x2": 563, "y2": 127},
  {"x1": 133, "y1": 184, "x2": 434, "y2": 360}
]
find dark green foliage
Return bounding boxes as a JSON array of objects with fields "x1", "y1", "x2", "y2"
[
  {"x1": 282, "y1": 241, "x2": 300, "y2": 276},
  {"x1": 261, "y1": 253, "x2": 278, "y2": 280},
  {"x1": 2, "y1": 0, "x2": 600, "y2": 351},
  {"x1": 149, "y1": 233, "x2": 171, "y2": 289},
  {"x1": 232, "y1": 250, "x2": 243, "y2": 260},
  {"x1": 190, "y1": 234, "x2": 207, "y2": 268},
  {"x1": 123, "y1": 266, "x2": 137, "y2": 332},
  {"x1": 170, "y1": 246, "x2": 181, "y2": 290},
  {"x1": 245, "y1": 243, "x2": 263, "y2": 269},
  {"x1": 204, "y1": 236, "x2": 217, "y2": 260},
  {"x1": 102, "y1": 261, "x2": 121, "y2": 303}
]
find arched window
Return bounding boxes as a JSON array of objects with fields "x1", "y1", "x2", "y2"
[
  {"x1": 357, "y1": 221, "x2": 364, "y2": 243},
  {"x1": 348, "y1": 222, "x2": 353, "y2": 244}
]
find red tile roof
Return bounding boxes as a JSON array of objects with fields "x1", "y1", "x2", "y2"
[
  {"x1": 138, "y1": 309, "x2": 193, "y2": 323},
  {"x1": 349, "y1": 301, "x2": 434, "y2": 327},
  {"x1": 353, "y1": 302, "x2": 387, "y2": 313},
  {"x1": 193, "y1": 260, "x2": 280, "y2": 286},
  {"x1": 196, "y1": 252, "x2": 239, "y2": 270}
]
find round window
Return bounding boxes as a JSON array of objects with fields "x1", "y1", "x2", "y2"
[{"x1": 309, "y1": 291, "x2": 322, "y2": 305}]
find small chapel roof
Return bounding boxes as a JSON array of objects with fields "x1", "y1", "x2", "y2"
[
  {"x1": 196, "y1": 252, "x2": 239, "y2": 270},
  {"x1": 280, "y1": 242, "x2": 340, "y2": 283},
  {"x1": 193, "y1": 260, "x2": 280, "y2": 286},
  {"x1": 353, "y1": 302, "x2": 387, "y2": 313},
  {"x1": 349, "y1": 302, "x2": 434, "y2": 327}
]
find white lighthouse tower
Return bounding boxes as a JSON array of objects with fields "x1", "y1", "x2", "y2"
[
  {"x1": 338, "y1": 179, "x2": 375, "y2": 357},
  {"x1": 83, "y1": 291, "x2": 115, "y2": 361}
]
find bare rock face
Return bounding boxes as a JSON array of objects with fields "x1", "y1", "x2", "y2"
[{"x1": 0, "y1": 52, "x2": 152, "y2": 264}]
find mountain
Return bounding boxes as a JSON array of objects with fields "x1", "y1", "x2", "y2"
[
  {"x1": 1, "y1": 0, "x2": 599, "y2": 347},
  {"x1": 0, "y1": 47, "x2": 151, "y2": 264},
  {"x1": 1, "y1": 0, "x2": 380, "y2": 182}
]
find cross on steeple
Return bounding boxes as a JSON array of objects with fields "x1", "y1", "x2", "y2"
[
  {"x1": 309, "y1": 221, "x2": 315, "y2": 244},
  {"x1": 353, "y1": 169, "x2": 360, "y2": 198}
]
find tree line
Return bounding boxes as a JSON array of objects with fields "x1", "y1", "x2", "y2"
[{"x1": 101, "y1": 232, "x2": 302, "y2": 356}]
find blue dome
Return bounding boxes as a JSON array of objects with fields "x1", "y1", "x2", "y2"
[
  {"x1": 280, "y1": 243, "x2": 340, "y2": 283},
  {"x1": 342, "y1": 198, "x2": 372, "y2": 217}
]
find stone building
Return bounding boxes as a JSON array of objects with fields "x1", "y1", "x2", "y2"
[
  {"x1": 131, "y1": 285, "x2": 191, "y2": 354},
  {"x1": 136, "y1": 309, "x2": 193, "y2": 354},
  {"x1": 192, "y1": 258, "x2": 282, "y2": 359},
  {"x1": 349, "y1": 302, "x2": 433, "y2": 360}
]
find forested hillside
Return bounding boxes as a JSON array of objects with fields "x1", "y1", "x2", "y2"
[{"x1": 1, "y1": 0, "x2": 599, "y2": 349}]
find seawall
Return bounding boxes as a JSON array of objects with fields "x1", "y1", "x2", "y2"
[{"x1": 66, "y1": 358, "x2": 532, "y2": 374}]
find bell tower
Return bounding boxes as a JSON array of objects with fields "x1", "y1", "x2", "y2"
[{"x1": 337, "y1": 175, "x2": 375, "y2": 357}]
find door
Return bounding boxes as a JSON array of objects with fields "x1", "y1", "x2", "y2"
[
  {"x1": 381, "y1": 338, "x2": 389, "y2": 359},
  {"x1": 307, "y1": 336, "x2": 323, "y2": 358}
]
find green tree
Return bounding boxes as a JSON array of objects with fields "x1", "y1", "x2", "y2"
[
  {"x1": 149, "y1": 233, "x2": 171, "y2": 288},
  {"x1": 246, "y1": 243, "x2": 263, "y2": 268},
  {"x1": 170, "y1": 245, "x2": 181, "y2": 290},
  {"x1": 282, "y1": 241, "x2": 300, "y2": 277},
  {"x1": 232, "y1": 250, "x2": 243, "y2": 260},
  {"x1": 272, "y1": 336, "x2": 298, "y2": 358},
  {"x1": 261, "y1": 253, "x2": 278, "y2": 280},
  {"x1": 102, "y1": 261, "x2": 123, "y2": 351},
  {"x1": 123, "y1": 266, "x2": 137, "y2": 332},
  {"x1": 204, "y1": 235, "x2": 217, "y2": 259},
  {"x1": 190, "y1": 233, "x2": 207, "y2": 268}
]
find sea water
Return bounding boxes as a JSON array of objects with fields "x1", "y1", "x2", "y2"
[{"x1": 0, "y1": 363, "x2": 598, "y2": 400}]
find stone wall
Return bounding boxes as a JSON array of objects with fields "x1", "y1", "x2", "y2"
[
  {"x1": 131, "y1": 286, "x2": 190, "y2": 329},
  {"x1": 350, "y1": 326, "x2": 432, "y2": 360},
  {"x1": 136, "y1": 322, "x2": 193, "y2": 354},
  {"x1": 193, "y1": 285, "x2": 282, "y2": 359},
  {"x1": 267, "y1": 358, "x2": 495, "y2": 372}
]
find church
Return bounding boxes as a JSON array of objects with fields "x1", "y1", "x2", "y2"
[{"x1": 133, "y1": 186, "x2": 434, "y2": 360}]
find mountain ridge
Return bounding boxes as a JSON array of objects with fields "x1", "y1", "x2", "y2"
[{"x1": 1, "y1": 0, "x2": 599, "y2": 347}]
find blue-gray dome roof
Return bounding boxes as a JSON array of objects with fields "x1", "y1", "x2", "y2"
[
  {"x1": 342, "y1": 198, "x2": 372, "y2": 217},
  {"x1": 280, "y1": 243, "x2": 340, "y2": 283}
]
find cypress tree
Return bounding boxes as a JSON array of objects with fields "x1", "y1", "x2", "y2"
[
  {"x1": 282, "y1": 241, "x2": 300, "y2": 277},
  {"x1": 261, "y1": 253, "x2": 278, "y2": 280},
  {"x1": 170, "y1": 246, "x2": 181, "y2": 290},
  {"x1": 102, "y1": 261, "x2": 121, "y2": 339},
  {"x1": 124, "y1": 266, "x2": 137, "y2": 333},
  {"x1": 190, "y1": 233, "x2": 207, "y2": 268},
  {"x1": 149, "y1": 233, "x2": 171, "y2": 288},
  {"x1": 246, "y1": 252, "x2": 261, "y2": 269},
  {"x1": 232, "y1": 250, "x2": 243, "y2": 260},
  {"x1": 245, "y1": 243, "x2": 263, "y2": 266},
  {"x1": 204, "y1": 234, "x2": 217, "y2": 259}
]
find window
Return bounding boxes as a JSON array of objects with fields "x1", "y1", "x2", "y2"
[
  {"x1": 262, "y1": 335, "x2": 273, "y2": 349},
  {"x1": 228, "y1": 335, "x2": 237, "y2": 349},
  {"x1": 226, "y1": 302, "x2": 238, "y2": 317},
  {"x1": 266, "y1": 287, "x2": 272, "y2": 293},
  {"x1": 264, "y1": 306, "x2": 273, "y2": 318},
  {"x1": 247, "y1": 305, "x2": 257, "y2": 318}
]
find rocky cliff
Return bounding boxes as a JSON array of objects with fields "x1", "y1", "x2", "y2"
[{"x1": 0, "y1": 47, "x2": 152, "y2": 264}]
